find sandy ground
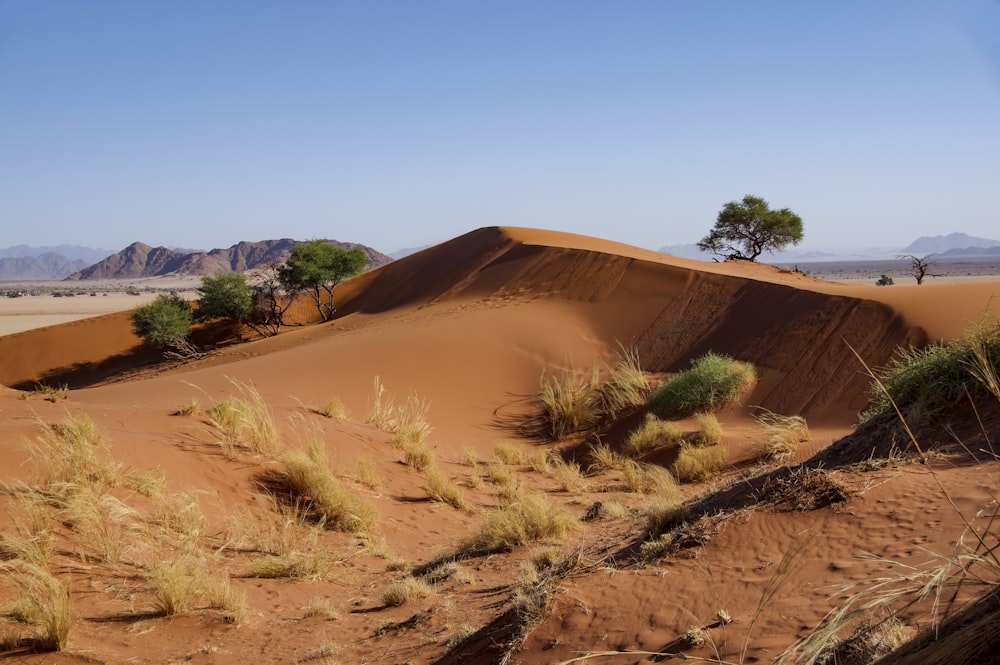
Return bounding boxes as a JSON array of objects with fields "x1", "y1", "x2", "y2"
[{"x1": 0, "y1": 227, "x2": 998, "y2": 664}]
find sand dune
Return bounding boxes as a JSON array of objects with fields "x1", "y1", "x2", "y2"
[{"x1": 1, "y1": 227, "x2": 998, "y2": 664}]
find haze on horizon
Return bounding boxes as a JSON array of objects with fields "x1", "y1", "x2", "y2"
[{"x1": 1, "y1": 1, "x2": 998, "y2": 256}]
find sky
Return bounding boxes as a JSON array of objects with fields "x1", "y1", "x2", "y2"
[{"x1": 1, "y1": 1, "x2": 998, "y2": 255}]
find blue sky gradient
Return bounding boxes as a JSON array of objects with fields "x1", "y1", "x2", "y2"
[{"x1": 2, "y1": 1, "x2": 998, "y2": 254}]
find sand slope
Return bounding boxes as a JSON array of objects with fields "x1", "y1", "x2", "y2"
[{"x1": 1, "y1": 227, "x2": 999, "y2": 664}]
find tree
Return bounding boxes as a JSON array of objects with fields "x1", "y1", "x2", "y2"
[
  {"x1": 899, "y1": 254, "x2": 940, "y2": 285},
  {"x1": 131, "y1": 293, "x2": 198, "y2": 358},
  {"x1": 279, "y1": 240, "x2": 367, "y2": 321},
  {"x1": 698, "y1": 195, "x2": 804, "y2": 261},
  {"x1": 246, "y1": 262, "x2": 296, "y2": 337},
  {"x1": 195, "y1": 273, "x2": 253, "y2": 324}
]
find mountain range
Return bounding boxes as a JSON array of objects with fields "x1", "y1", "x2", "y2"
[{"x1": 65, "y1": 239, "x2": 393, "y2": 280}]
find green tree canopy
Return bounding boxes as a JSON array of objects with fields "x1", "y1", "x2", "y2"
[
  {"x1": 279, "y1": 240, "x2": 367, "y2": 321},
  {"x1": 131, "y1": 293, "x2": 197, "y2": 357},
  {"x1": 195, "y1": 272, "x2": 253, "y2": 323},
  {"x1": 697, "y1": 195, "x2": 803, "y2": 261}
]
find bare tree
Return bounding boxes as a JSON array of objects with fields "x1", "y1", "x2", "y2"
[
  {"x1": 898, "y1": 254, "x2": 941, "y2": 285},
  {"x1": 245, "y1": 263, "x2": 297, "y2": 336}
]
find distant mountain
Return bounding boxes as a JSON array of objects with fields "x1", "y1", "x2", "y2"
[
  {"x1": 0, "y1": 253, "x2": 88, "y2": 280},
  {"x1": 904, "y1": 233, "x2": 1000, "y2": 255},
  {"x1": 66, "y1": 239, "x2": 393, "y2": 281},
  {"x1": 0, "y1": 244, "x2": 113, "y2": 263},
  {"x1": 933, "y1": 246, "x2": 1000, "y2": 258},
  {"x1": 389, "y1": 244, "x2": 432, "y2": 260}
]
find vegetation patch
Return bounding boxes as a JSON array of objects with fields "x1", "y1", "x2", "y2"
[
  {"x1": 671, "y1": 444, "x2": 729, "y2": 483},
  {"x1": 624, "y1": 414, "x2": 684, "y2": 457},
  {"x1": 647, "y1": 353, "x2": 757, "y2": 419},
  {"x1": 463, "y1": 492, "x2": 572, "y2": 552}
]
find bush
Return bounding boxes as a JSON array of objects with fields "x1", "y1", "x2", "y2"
[
  {"x1": 130, "y1": 293, "x2": 194, "y2": 354},
  {"x1": 647, "y1": 353, "x2": 756, "y2": 418},
  {"x1": 195, "y1": 273, "x2": 253, "y2": 323}
]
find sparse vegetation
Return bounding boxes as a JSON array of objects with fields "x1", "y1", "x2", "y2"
[
  {"x1": 206, "y1": 379, "x2": 279, "y2": 455},
  {"x1": 624, "y1": 413, "x2": 684, "y2": 457},
  {"x1": 463, "y1": 491, "x2": 572, "y2": 552},
  {"x1": 382, "y1": 576, "x2": 432, "y2": 607},
  {"x1": 280, "y1": 440, "x2": 379, "y2": 533},
  {"x1": 493, "y1": 441, "x2": 526, "y2": 465},
  {"x1": 756, "y1": 409, "x2": 810, "y2": 461},
  {"x1": 1, "y1": 562, "x2": 72, "y2": 652},
  {"x1": 26, "y1": 413, "x2": 104, "y2": 487},
  {"x1": 622, "y1": 460, "x2": 681, "y2": 497},
  {"x1": 689, "y1": 411, "x2": 724, "y2": 446},
  {"x1": 671, "y1": 444, "x2": 729, "y2": 483},
  {"x1": 421, "y1": 469, "x2": 468, "y2": 510},
  {"x1": 647, "y1": 352, "x2": 757, "y2": 419}
]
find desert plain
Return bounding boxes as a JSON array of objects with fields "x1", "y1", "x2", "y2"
[{"x1": 0, "y1": 226, "x2": 999, "y2": 664}]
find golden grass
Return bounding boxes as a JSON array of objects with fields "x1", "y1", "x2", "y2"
[
  {"x1": 26, "y1": 413, "x2": 104, "y2": 486},
  {"x1": 381, "y1": 576, "x2": 432, "y2": 607},
  {"x1": 588, "y1": 442, "x2": 626, "y2": 471},
  {"x1": 549, "y1": 456, "x2": 585, "y2": 492},
  {"x1": 247, "y1": 547, "x2": 341, "y2": 580},
  {"x1": 755, "y1": 409, "x2": 810, "y2": 461},
  {"x1": 621, "y1": 460, "x2": 681, "y2": 497},
  {"x1": 280, "y1": 440, "x2": 379, "y2": 533},
  {"x1": 302, "y1": 596, "x2": 340, "y2": 619},
  {"x1": 539, "y1": 368, "x2": 599, "y2": 440},
  {"x1": 643, "y1": 499, "x2": 690, "y2": 538},
  {"x1": 352, "y1": 457, "x2": 383, "y2": 491},
  {"x1": 1, "y1": 561, "x2": 72, "y2": 652},
  {"x1": 367, "y1": 377, "x2": 433, "y2": 447},
  {"x1": 206, "y1": 379, "x2": 279, "y2": 456},
  {"x1": 421, "y1": 469, "x2": 468, "y2": 510},
  {"x1": 401, "y1": 440, "x2": 435, "y2": 471},
  {"x1": 61, "y1": 487, "x2": 142, "y2": 564},
  {"x1": 463, "y1": 491, "x2": 572, "y2": 552},
  {"x1": 671, "y1": 444, "x2": 729, "y2": 483},
  {"x1": 594, "y1": 346, "x2": 651, "y2": 416},
  {"x1": 148, "y1": 559, "x2": 198, "y2": 616},
  {"x1": 493, "y1": 441, "x2": 526, "y2": 465},
  {"x1": 689, "y1": 411, "x2": 724, "y2": 447},
  {"x1": 624, "y1": 413, "x2": 684, "y2": 457},
  {"x1": 308, "y1": 396, "x2": 348, "y2": 420}
]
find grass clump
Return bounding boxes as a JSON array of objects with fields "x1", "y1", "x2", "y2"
[
  {"x1": 308, "y1": 396, "x2": 347, "y2": 420},
  {"x1": 421, "y1": 469, "x2": 468, "y2": 510},
  {"x1": 588, "y1": 442, "x2": 626, "y2": 471},
  {"x1": 689, "y1": 412, "x2": 724, "y2": 447},
  {"x1": 367, "y1": 377, "x2": 433, "y2": 447},
  {"x1": 173, "y1": 398, "x2": 200, "y2": 416},
  {"x1": 247, "y1": 548, "x2": 340, "y2": 580},
  {"x1": 463, "y1": 492, "x2": 572, "y2": 552},
  {"x1": 27, "y1": 413, "x2": 104, "y2": 486},
  {"x1": 207, "y1": 379, "x2": 278, "y2": 456},
  {"x1": 280, "y1": 440, "x2": 378, "y2": 533},
  {"x1": 671, "y1": 444, "x2": 729, "y2": 483},
  {"x1": 493, "y1": 441, "x2": 526, "y2": 465},
  {"x1": 644, "y1": 500, "x2": 690, "y2": 537},
  {"x1": 593, "y1": 346, "x2": 651, "y2": 416},
  {"x1": 401, "y1": 441, "x2": 435, "y2": 471},
  {"x1": 756, "y1": 409, "x2": 810, "y2": 461},
  {"x1": 624, "y1": 413, "x2": 684, "y2": 457},
  {"x1": 865, "y1": 321, "x2": 1000, "y2": 421},
  {"x1": 2, "y1": 562, "x2": 72, "y2": 652},
  {"x1": 647, "y1": 352, "x2": 757, "y2": 419},
  {"x1": 622, "y1": 460, "x2": 681, "y2": 497},
  {"x1": 381, "y1": 576, "x2": 432, "y2": 607}
]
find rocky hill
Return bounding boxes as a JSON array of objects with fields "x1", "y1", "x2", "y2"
[{"x1": 65, "y1": 239, "x2": 393, "y2": 280}]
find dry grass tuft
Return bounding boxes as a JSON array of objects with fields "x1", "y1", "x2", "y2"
[
  {"x1": 382, "y1": 576, "x2": 432, "y2": 607},
  {"x1": 588, "y1": 442, "x2": 626, "y2": 471},
  {"x1": 624, "y1": 414, "x2": 684, "y2": 457},
  {"x1": 493, "y1": 441, "x2": 526, "y2": 465},
  {"x1": 61, "y1": 487, "x2": 143, "y2": 564},
  {"x1": 671, "y1": 444, "x2": 728, "y2": 483},
  {"x1": 463, "y1": 492, "x2": 572, "y2": 552},
  {"x1": 280, "y1": 440, "x2": 379, "y2": 532},
  {"x1": 27, "y1": 413, "x2": 104, "y2": 486},
  {"x1": 173, "y1": 398, "x2": 200, "y2": 416},
  {"x1": 644, "y1": 500, "x2": 690, "y2": 538},
  {"x1": 421, "y1": 469, "x2": 468, "y2": 510},
  {"x1": 621, "y1": 460, "x2": 681, "y2": 497},
  {"x1": 352, "y1": 457, "x2": 383, "y2": 491},
  {"x1": 401, "y1": 441, "x2": 435, "y2": 471},
  {"x1": 308, "y1": 396, "x2": 348, "y2": 420},
  {"x1": 689, "y1": 412, "x2": 724, "y2": 447},
  {"x1": 549, "y1": 456, "x2": 585, "y2": 492},
  {"x1": 755, "y1": 409, "x2": 810, "y2": 461},
  {"x1": 206, "y1": 379, "x2": 279, "y2": 456},
  {"x1": 247, "y1": 547, "x2": 341, "y2": 580},
  {"x1": 1, "y1": 561, "x2": 72, "y2": 652}
]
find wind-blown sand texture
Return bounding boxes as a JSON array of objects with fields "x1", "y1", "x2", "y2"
[{"x1": 0, "y1": 226, "x2": 998, "y2": 664}]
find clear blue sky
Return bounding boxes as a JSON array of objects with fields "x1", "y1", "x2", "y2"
[{"x1": 2, "y1": 0, "x2": 998, "y2": 254}]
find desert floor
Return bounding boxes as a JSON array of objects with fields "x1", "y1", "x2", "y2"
[{"x1": 1, "y1": 227, "x2": 998, "y2": 664}]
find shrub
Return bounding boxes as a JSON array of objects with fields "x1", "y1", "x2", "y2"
[
  {"x1": 130, "y1": 293, "x2": 196, "y2": 357},
  {"x1": 690, "y1": 412, "x2": 724, "y2": 447},
  {"x1": 195, "y1": 272, "x2": 253, "y2": 323},
  {"x1": 624, "y1": 413, "x2": 684, "y2": 457},
  {"x1": 382, "y1": 577, "x2": 432, "y2": 607},
  {"x1": 281, "y1": 441, "x2": 378, "y2": 533},
  {"x1": 647, "y1": 353, "x2": 757, "y2": 418},
  {"x1": 464, "y1": 492, "x2": 572, "y2": 552},
  {"x1": 671, "y1": 444, "x2": 729, "y2": 483},
  {"x1": 866, "y1": 322, "x2": 1000, "y2": 421}
]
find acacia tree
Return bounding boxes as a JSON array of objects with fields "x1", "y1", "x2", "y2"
[
  {"x1": 698, "y1": 195, "x2": 804, "y2": 261},
  {"x1": 131, "y1": 293, "x2": 198, "y2": 358},
  {"x1": 899, "y1": 254, "x2": 940, "y2": 285},
  {"x1": 195, "y1": 273, "x2": 253, "y2": 325},
  {"x1": 279, "y1": 240, "x2": 367, "y2": 321},
  {"x1": 246, "y1": 262, "x2": 296, "y2": 336}
]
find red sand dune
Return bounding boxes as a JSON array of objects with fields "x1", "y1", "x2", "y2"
[{"x1": 1, "y1": 226, "x2": 998, "y2": 664}]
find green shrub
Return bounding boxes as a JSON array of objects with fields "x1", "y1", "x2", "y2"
[
  {"x1": 130, "y1": 293, "x2": 194, "y2": 353},
  {"x1": 647, "y1": 353, "x2": 756, "y2": 419}
]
